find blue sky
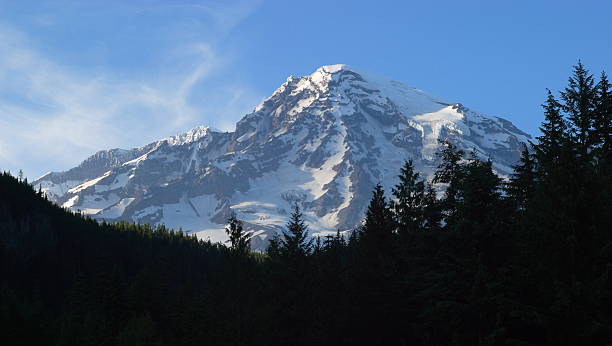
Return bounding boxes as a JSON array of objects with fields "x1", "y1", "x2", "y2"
[{"x1": 0, "y1": 0, "x2": 610, "y2": 179}]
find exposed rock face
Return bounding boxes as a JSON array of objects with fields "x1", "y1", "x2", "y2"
[{"x1": 34, "y1": 65, "x2": 531, "y2": 249}]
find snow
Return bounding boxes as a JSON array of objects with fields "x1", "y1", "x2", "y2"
[
  {"x1": 63, "y1": 195, "x2": 79, "y2": 208},
  {"x1": 133, "y1": 205, "x2": 162, "y2": 219},
  {"x1": 98, "y1": 198, "x2": 135, "y2": 219},
  {"x1": 236, "y1": 131, "x2": 255, "y2": 143},
  {"x1": 300, "y1": 135, "x2": 347, "y2": 200},
  {"x1": 78, "y1": 193, "x2": 120, "y2": 213},
  {"x1": 39, "y1": 179, "x2": 83, "y2": 199},
  {"x1": 81, "y1": 208, "x2": 103, "y2": 215},
  {"x1": 156, "y1": 194, "x2": 225, "y2": 234},
  {"x1": 195, "y1": 229, "x2": 230, "y2": 244},
  {"x1": 166, "y1": 125, "x2": 210, "y2": 146},
  {"x1": 311, "y1": 64, "x2": 448, "y2": 117},
  {"x1": 68, "y1": 171, "x2": 112, "y2": 194},
  {"x1": 122, "y1": 153, "x2": 149, "y2": 167},
  {"x1": 288, "y1": 95, "x2": 316, "y2": 116},
  {"x1": 413, "y1": 106, "x2": 468, "y2": 160},
  {"x1": 38, "y1": 63, "x2": 531, "y2": 248},
  {"x1": 94, "y1": 171, "x2": 131, "y2": 192}
]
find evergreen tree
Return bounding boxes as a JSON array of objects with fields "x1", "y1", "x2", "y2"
[
  {"x1": 433, "y1": 141, "x2": 465, "y2": 228},
  {"x1": 266, "y1": 234, "x2": 282, "y2": 258},
  {"x1": 422, "y1": 182, "x2": 442, "y2": 231},
  {"x1": 391, "y1": 160, "x2": 426, "y2": 234},
  {"x1": 458, "y1": 157, "x2": 502, "y2": 230},
  {"x1": 560, "y1": 61, "x2": 597, "y2": 155},
  {"x1": 322, "y1": 230, "x2": 347, "y2": 256},
  {"x1": 280, "y1": 203, "x2": 313, "y2": 259},
  {"x1": 362, "y1": 184, "x2": 394, "y2": 250},
  {"x1": 594, "y1": 72, "x2": 611, "y2": 165},
  {"x1": 505, "y1": 144, "x2": 536, "y2": 212},
  {"x1": 536, "y1": 89, "x2": 568, "y2": 167},
  {"x1": 225, "y1": 213, "x2": 250, "y2": 255}
]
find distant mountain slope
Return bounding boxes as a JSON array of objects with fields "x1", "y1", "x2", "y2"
[{"x1": 34, "y1": 64, "x2": 531, "y2": 248}]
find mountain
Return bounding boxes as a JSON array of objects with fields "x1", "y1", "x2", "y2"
[{"x1": 33, "y1": 64, "x2": 531, "y2": 248}]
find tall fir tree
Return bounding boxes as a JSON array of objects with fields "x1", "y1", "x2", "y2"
[
  {"x1": 362, "y1": 184, "x2": 395, "y2": 250},
  {"x1": 391, "y1": 160, "x2": 426, "y2": 234},
  {"x1": 280, "y1": 203, "x2": 313, "y2": 259},
  {"x1": 505, "y1": 144, "x2": 537, "y2": 212},
  {"x1": 266, "y1": 234, "x2": 282, "y2": 258},
  {"x1": 560, "y1": 61, "x2": 597, "y2": 156},
  {"x1": 433, "y1": 141, "x2": 465, "y2": 228},
  {"x1": 458, "y1": 157, "x2": 502, "y2": 231},
  {"x1": 422, "y1": 182, "x2": 442, "y2": 232},
  {"x1": 225, "y1": 214, "x2": 250, "y2": 256},
  {"x1": 594, "y1": 71, "x2": 611, "y2": 166},
  {"x1": 536, "y1": 90, "x2": 568, "y2": 170}
]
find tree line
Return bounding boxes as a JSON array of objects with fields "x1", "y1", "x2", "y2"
[{"x1": 1, "y1": 62, "x2": 610, "y2": 345}]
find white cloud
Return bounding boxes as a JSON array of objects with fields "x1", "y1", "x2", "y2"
[{"x1": 0, "y1": 2, "x2": 263, "y2": 179}]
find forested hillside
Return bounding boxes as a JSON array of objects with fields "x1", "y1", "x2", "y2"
[{"x1": 1, "y1": 62, "x2": 611, "y2": 345}]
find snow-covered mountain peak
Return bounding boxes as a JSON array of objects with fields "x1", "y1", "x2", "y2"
[
  {"x1": 314, "y1": 63, "x2": 350, "y2": 74},
  {"x1": 309, "y1": 64, "x2": 352, "y2": 83},
  {"x1": 34, "y1": 65, "x2": 532, "y2": 250},
  {"x1": 165, "y1": 125, "x2": 212, "y2": 146},
  {"x1": 265, "y1": 65, "x2": 451, "y2": 120}
]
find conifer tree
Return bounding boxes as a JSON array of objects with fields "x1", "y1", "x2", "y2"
[
  {"x1": 266, "y1": 234, "x2": 282, "y2": 258},
  {"x1": 536, "y1": 90, "x2": 568, "y2": 169},
  {"x1": 433, "y1": 141, "x2": 465, "y2": 228},
  {"x1": 594, "y1": 72, "x2": 611, "y2": 164},
  {"x1": 362, "y1": 184, "x2": 394, "y2": 249},
  {"x1": 280, "y1": 203, "x2": 313, "y2": 258},
  {"x1": 458, "y1": 157, "x2": 502, "y2": 230},
  {"x1": 505, "y1": 144, "x2": 536, "y2": 212},
  {"x1": 422, "y1": 183, "x2": 442, "y2": 231},
  {"x1": 391, "y1": 160, "x2": 426, "y2": 234},
  {"x1": 560, "y1": 61, "x2": 597, "y2": 155},
  {"x1": 225, "y1": 213, "x2": 250, "y2": 255}
]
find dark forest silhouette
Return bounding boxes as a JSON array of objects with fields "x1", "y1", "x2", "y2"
[{"x1": 1, "y1": 62, "x2": 611, "y2": 345}]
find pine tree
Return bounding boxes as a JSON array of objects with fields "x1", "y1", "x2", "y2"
[
  {"x1": 536, "y1": 90, "x2": 568, "y2": 169},
  {"x1": 422, "y1": 182, "x2": 442, "y2": 231},
  {"x1": 266, "y1": 234, "x2": 282, "y2": 258},
  {"x1": 505, "y1": 144, "x2": 536, "y2": 212},
  {"x1": 560, "y1": 61, "x2": 597, "y2": 156},
  {"x1": 433, "y1": 141, "x2": 464, "y2": 185},
  {"x1": 433, "y1": 141, "x2": 465, "y2": 228},
  {"x1": 362, "y1": 184, "x2": 394, "y2": 250},
  {"x1": 594, "y1": 72, "x2": 611, "y2": 164},
  {"x1": 391, "y1": 160, "x2": 426, "y2": 234},
  {"x1": 459, "y1": 157, "x2": 502, "y2": 230},
  {"x1": 323, "y1": 230, "x2": 346, "y2": 254},
  {"x1": 280, "y1": 203, "x2": 313, "y2": 258},
  {"x1": 225, "y1": 213, "x2": 250, "y2": 256}
]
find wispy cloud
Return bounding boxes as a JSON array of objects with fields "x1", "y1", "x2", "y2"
[{"x1": 0, "y1": 1, "x2": 263, "y2": 179}]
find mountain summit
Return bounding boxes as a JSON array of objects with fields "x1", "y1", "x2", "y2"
[{"x1": 34, "y1": 65, "x2": 531, "y2": 248}]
